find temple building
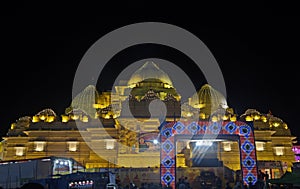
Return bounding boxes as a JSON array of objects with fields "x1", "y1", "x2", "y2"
[{"x1": 0, "y1": 61, "x2": 297, "y2": 187}]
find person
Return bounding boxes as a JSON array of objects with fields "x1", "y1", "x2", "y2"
[
  {"x1": 233, "y1": 181, "x2": 242, "y2": 189},
  {"x1": 21, "y1": 183, "x2": 44, "y2": 189},
  {"x1": 216, "y1": 176, "x2": 222, "y2": 189},
  {"x1": 225, "y1": 182, "x2": 232, "y2": 189},
  {"x1": 178, "y1": 180, "x2": 186, "y2": 189}
]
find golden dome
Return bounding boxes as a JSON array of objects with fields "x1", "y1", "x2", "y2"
[
  {"x1": 127, "y1": 61, "x2": 173, "y2": 87},
  {"x1": 190, "y1": 84, "x2": 228, "y2": 115}
]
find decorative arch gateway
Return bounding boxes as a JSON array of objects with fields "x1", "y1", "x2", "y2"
[{"x1": 160, "y1": 121, "x2": 258, "y2": 188}]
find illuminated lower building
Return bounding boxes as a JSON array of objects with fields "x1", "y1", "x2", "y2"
[{"x1": 0, "y1": 61, "x2": 297, "y2": 187}]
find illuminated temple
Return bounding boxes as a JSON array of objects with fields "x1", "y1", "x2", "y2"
[{"x1": 0, "y1": 61, "x2": 297, "y2": 187}]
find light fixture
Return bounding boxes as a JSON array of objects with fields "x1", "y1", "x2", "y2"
[
  {"x1": 223, "y1": 142, "x2": 232, "y2": 152},
  {"x1": 106, "y1": 139, "x2": 115, "y2": 150},
  {"x1": 255, "y1": 141, "x2": 265, "y2": 151},
  {"x1": 34, "y1": 141, "x2": 46, "y2": 152},
  {"x1": 211, "y1": 116, "x2": 218, "y2": 122},
  {"x1": 196, "y1": 140, "x2": 213, "y2": 146},
  {"x1": 245, "y1": 116, "x2": 253, "y2": 121},
  {"x1": 68, "y1": 141, "x2": 78, "y2": 152}
]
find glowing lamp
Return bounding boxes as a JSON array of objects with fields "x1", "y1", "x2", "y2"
[
  {"x1": 32, "y1": 116, "x2": 40, "y2": 123},
  {"x1": 93, "y1": 104, "x2": 101, "y2": 109},
  {"x1": 68, "y1": 141, "x2": 78, "y2": 152},
  {"x1": 211, "y1": 116, "x2": 218, "y2": 122},
  {"x1": 39, "y1": 114, "x2": 46, "y2": 120},
  {"x1": 222, "y1": 115, "x2": 229, "y2": 120},
  {"x1": 273, "y1": 122, "x2": 280, "y2": 127},
  {"x1": 261, "y1": 116, "x2": 267, "y2": 122},
  {"x1": 106, "y1": 140, "x2": 115, "y2": 150},
  {"x1": 15, "y1": 147, "x2": 25, "y2": 156},
  {"x1": 71, "y1": 114, "x2": 79, "y2": 120},
  {"x1": 255, "y1": 141, "x2": 265, "y2": 151},
  {"x1": 82, "y1": 116, "x2": 89, "y2": 122},
  {"x1": 10, "y1": 123, "x2": 16, "y2": 130},
  {"x1": 34, "y1": 141, "x2": 45, "y2": 152},
  {"x1": 46, "y1": 115, "x2": 55, "y2": 122},
  {"x1": 230, "y1": 116, "x2": 237, "y2": 122},
  {"x1": 245, "y1": 116, "x2": 253, "y2": 121},
  {"x1": 186, "y1": 112, "x2": 192, "y2": 117},
  {"x1": 274, "y1": 147, "x2": 284, "y2": 156},
  {"x1": 223, "y1": 142, "x2": 232, "y2": 152},
  {"x1": 61, "y1": 115, "x2": 69, "y2": 123},
  {"x1": 200, "y1": 113, "x2": 206, "y2": 119},
  {"x1": 254, "y1": 115, "x2": 260, "y2": 120}
]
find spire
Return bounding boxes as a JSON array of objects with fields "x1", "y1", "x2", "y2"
[{"x1": 268, "y1": 110, "x2": 272, "y2": 115}]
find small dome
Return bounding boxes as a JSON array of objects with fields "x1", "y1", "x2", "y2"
[
  {"x1": 190, "y1": 84, "x2": 228, "y2": 115},
  {"x1": 127, "y1": 61, "x2": 173, "y2": 87},
  {"x1": 67, "y1": 85, "x2": 99, "y2": 117},
  {"x1": 36, "y1": 109, "x2": 57, "y2": 117}
]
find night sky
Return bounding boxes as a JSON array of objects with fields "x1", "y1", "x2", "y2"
[{"x1": 1, "y1": 4, "x2": 299, "y2": 141}]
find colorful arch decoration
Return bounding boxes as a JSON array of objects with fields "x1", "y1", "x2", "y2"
[{"x1": 160, "y1": 121, "x2": 258, "y2": 188}]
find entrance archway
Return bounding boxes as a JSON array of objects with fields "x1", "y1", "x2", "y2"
[{"x1": 160, "y1": 121, "x2": 258, "y2": 188}]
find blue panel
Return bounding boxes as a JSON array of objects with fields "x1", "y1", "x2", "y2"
[
  {"x1": 224, "y1": 122, "x2": 237, "y2": 133},
  {"x1": 173, "y1": 121, "x2": 185, "y2": 133},
  {"x1": 162, "y1": 172, "x2": 175, "y2": 185},
  {"x1": 162, "y1": 156, "x2": 175, "y2": 168},
  {"x1": 187, "y1": 122, "x2": 200, "y2": 134},
  {"x1": 162, "y1": 140, "x2": 174, "y2": 154}
]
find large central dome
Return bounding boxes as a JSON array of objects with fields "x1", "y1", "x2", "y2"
[{"x1": 127, "y1": 61, "x2": 173, "y2": 87}]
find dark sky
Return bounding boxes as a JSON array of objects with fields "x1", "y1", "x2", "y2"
[{"x1": 1, "y1": 4, "x2": 299, "y2": 140}]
